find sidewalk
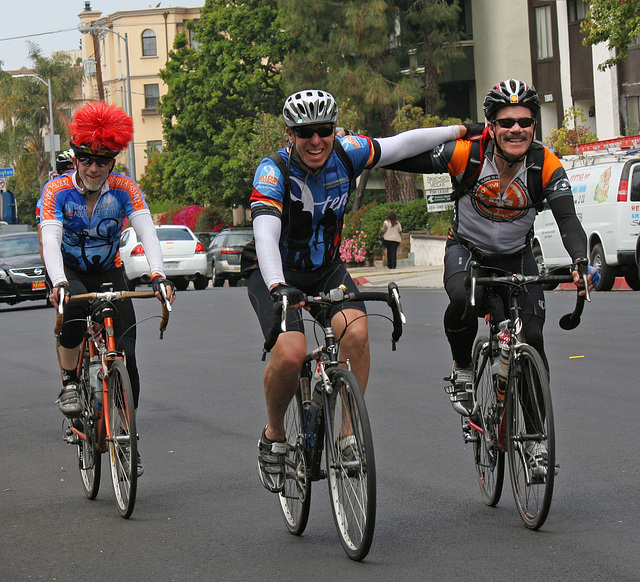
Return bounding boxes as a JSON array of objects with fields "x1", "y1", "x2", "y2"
[
  {"x1": 348, "y1": 263, "x2": 444, "y2": 289},
  {"x1": 347, "y1": 263, "x2": 633, "y2": 291}
]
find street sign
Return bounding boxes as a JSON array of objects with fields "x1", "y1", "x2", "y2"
[
  {"x1": 0, "y1": 178, "x2": 6, "y2": 191},
  {"x1": 0, "y1": 167, "x2": 14, "y2": 178}
]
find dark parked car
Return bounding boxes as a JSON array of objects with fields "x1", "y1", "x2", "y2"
[
  {"x1": 0, "y1": 231, "x2": 48, "y2": 306},
  {"x1": 206, "y1": 227, "x2": 253, "y2": 287}
]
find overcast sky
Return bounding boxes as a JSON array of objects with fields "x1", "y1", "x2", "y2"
[{"x1": 0, "y1": 1, "x2": 203, "y2": 71}]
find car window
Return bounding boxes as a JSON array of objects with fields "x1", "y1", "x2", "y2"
[
  {"x1": 0, "y1": 234, "x2": 39, "y2": 258},
  {"x1": 209, "y1": 234, "x2": 224, "y2": 249},
  {"x1": 156, "y1": 228, "x2": 194, "y2": 241},
  {"x1": 120, "y1": 230, "x2": 130, "y2": 247},
  {"x1": 630, "y1": 165, "x2": 640, "y2": 202},
  {"x1": 225, "y1": 233, "x2": 252, "y2": 246}
]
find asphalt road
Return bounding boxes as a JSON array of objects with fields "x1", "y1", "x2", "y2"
[{"x1": 1, "y1": 286, "x2": 639, "y2": 581}]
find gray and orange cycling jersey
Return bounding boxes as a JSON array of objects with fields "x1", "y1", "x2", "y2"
[
  {"x1": 431, "y1": 140, "x2": 572, "y2": 255},
  {"x1": 38, "y1": 172, "x2": 150, "y2": 272}
]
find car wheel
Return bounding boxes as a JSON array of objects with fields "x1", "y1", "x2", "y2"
[
  {"x1": 212, "y1": 262, "x2": 224, "y2": 287},
  {"x1": 532, "y1": 244, "x2": 557, "y2": 291},
  {"x1": 624, "y1": 269, "x2": 640, "y2": 291},
  {"x1": 173, "y1": 278, "x2": 189, "y2": 291},
  {"x1": 193, "y1": 275, "x2": 209, "y2": 290},
  {"x1": 589, "y1": 243, "x2": 615, "y2": 291}
]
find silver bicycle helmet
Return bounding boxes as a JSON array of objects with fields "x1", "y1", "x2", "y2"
[
  {"x1": 483, "y1": 79, "x2": 541, "y2": 120},
  {"x1": 282, "y1": 89, "x2": 338, "y2": 127}
]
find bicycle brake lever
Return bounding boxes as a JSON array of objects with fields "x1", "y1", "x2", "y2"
[
  {"x1": 160, "y1": 282, "x2": 172, "y2": 312},
  {"x1": 280, "y1": 295, "x2": 288, "y2": 332},
  {"x1": 582, "y1": 272, "x2": 591, "y2": 303},
  {"x1": 57, "y1": 286, "x2": 65, "y2": 315},
  {"x1": 389, "y1": 284, "x2": 407, "y2": 324}
]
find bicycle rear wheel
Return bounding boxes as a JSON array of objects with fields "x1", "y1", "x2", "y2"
[
  {"x1": 76, "y1": 356, "x2": 101, "y2": 499},
  {"x1": 471, "y1": 336, "x2": 504, "y2": 507},
  {"x1": 106, "y1": 358, "x2": 137, "y2": 518},
  {"x1": 324, "y1": 369, "x2": 375, "y2": 561},
  {"x1": 278, "y1": 388, "x2": 311, "y2": 535},
  {"x1": 506, "y1": 344, "x2": 555, "y2": 530}
]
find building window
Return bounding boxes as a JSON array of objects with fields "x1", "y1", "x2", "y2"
[
  {"x1": 626, "y1": 96, "x2": 640, "y2": 136},
  {"x1": 147, "y1": 140, "x2": 163, "y2": 154},
  {"x1": 144, "y1": 84, "x2": 160, "y2": 109},
  {"x1": 142, "y1": 29, "x2": 157, "y2": 57},
  {"x1": 568, "y1": 0, "x2": 589, "y2": 23},
  {"x1": 535, "y1": 5, "x2": 553, "y2": 60}
]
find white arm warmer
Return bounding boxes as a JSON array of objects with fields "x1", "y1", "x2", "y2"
[
  {"x1": 130, "y1": 212, "x2": 166, "y2": 278},
  {"x1": 374, "y1": 125, "x2": 461, "y2": 168},
  {"x1": 254, "y1": 213, "x2": 285, "y2": 289},
  {"x1": 40, "y1": 222, "x2": 66, "y2": 286}
]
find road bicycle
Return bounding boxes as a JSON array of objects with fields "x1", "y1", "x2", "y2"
[
  {"x1": 459, "y1": 260, "x2": 590, "y2": 529},
  {"x1": 55, "y1": 284, "x2": 170, "y2": 518},
  {"x1": 262, "y1": 283, "x2": 405, "y2": 561}
]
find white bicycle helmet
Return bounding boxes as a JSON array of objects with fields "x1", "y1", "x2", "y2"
[{"x1": 282, "y1": 89, "x2": 338, "y2": 127}]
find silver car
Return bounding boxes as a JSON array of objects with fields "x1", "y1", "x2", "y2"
[{"x1": 119, "y1": 225, "x2": 209, "y2": 291}]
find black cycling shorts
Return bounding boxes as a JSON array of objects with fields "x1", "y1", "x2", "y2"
[{"x1": 247, "y1": 261, "x2": 366, "y2": 339}]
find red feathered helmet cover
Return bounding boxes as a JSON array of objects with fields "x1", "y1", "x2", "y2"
[{"x1": 69, "y1": 101, "x2": 133, "y2": 160}]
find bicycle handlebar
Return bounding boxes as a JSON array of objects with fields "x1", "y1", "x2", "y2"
[
  {"x1": 467, "y1": 260, "x2": 588, "y2": 330},
  {"x1": 262, "y1": 282, "x2": 406, "y2": 357},
  {"x1": 54, "y1": 290, "x2": 170, "y2": 339}
]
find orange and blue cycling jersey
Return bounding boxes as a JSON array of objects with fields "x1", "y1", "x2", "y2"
[
  {"x1": 38, "y1": 172, "x2": 149, "y2": 272},
  {"x1": 250, "y1": 135, "x2": 376, "y2": 271}
]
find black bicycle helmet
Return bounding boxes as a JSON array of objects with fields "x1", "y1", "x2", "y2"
[
  {"x1": 483, "y1": 79, "x2": 541, "y2": 121},
  {"x1": 282, "y1": 89, "x2": 338, "y2": 128}
]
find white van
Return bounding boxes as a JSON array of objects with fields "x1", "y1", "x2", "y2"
[{"x1": 532, "y1": 151, "x2": 640, "y2": 291}]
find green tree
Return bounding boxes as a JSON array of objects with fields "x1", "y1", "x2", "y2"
[
  {"x1": 158, "y1": 0, "x2": 295, "y2": 209},
  {"x1": 0, "y1": 44, "x2": 83, "y2": 224},
  {"x1": 546, "y1": 106, "x2": 597, "y2": 157},
  {"x1": 581, "y1": 0, "x2": 640, "y2": 70},
  {"x1": 279, "y1": 0, "x2": 462, "y2": 203}
]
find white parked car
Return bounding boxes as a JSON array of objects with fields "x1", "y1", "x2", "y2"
[{"x1": 119, "y1": 225, "x2": 209, "y2": 291}]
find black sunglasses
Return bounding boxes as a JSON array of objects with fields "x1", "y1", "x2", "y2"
[
  {"x1": 291, "y1": 125, "x2": 335, "y2": 139},
  {"x1": 76, "y1": 156, "x2": 113, "y2": 168},
  {"x1": 492, "y1": 117, "x2": 536, "y2": 129}
]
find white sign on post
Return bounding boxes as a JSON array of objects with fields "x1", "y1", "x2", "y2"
[{"x1": 423, "y1": 173, "x2": 454, "y2": 212}]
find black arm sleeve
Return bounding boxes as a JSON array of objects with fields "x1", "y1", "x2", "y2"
[
  {"x1": 382, "y1": 151, "x2": 437, "y2": 174},
  {"x1": 548, "y1": 195, "x2": 588, "y2": 262}
]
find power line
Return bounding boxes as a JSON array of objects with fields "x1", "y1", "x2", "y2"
[{"x1": 0, "y1": 27, "x2": 78, "y2": 43}]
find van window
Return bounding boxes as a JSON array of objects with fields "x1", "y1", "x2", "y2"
[{"x1": 630, "y1": 166, "x2": 640, "y2": 202}]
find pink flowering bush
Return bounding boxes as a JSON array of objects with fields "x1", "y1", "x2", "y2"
[
  {"x1": 340, "y1": 230, "x2": 369, "y2": 263},
  {"x1": 171, "y1": 205, "x2": 203, "y2": 231}
]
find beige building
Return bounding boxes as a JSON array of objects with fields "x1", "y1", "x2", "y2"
[{"x1": 78, "y1": 3, "x2": 201, "y2": 180}]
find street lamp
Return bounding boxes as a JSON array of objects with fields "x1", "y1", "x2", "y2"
[
  {"x1": 78, "y1": 23, "x2": 136, "y2": 179},
  {"x1": 12, "y1": 73, "x2": 56, "y2": 174}
]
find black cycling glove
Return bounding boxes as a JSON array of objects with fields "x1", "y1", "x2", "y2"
[
  {"x1": 270, "y1": 283, "x2": 305, "y2": 305},
  {"x1": 462, "y1": 122, "x2": 486, "y2": 140},
  {"x1": 151, "y1": 276, "x2": 175, "y2": 296},
  {"x1": 54, "y1": 282, "x2": 70, "y2": 300}
]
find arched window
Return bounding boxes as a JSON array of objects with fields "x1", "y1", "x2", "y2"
[{"x1": 142, "y1": 29, "x2": 157, "y2": 57}]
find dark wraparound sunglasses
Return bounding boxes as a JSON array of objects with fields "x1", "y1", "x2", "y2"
[
  {"x1": 291, "y1": 125, "x2": 335, "y2": 139},
  {"x1": 492, "y1": 117, "x2": 536, "y2": 129},
  {"x1": 76, "y1": 156, "x2": 113, "y2": 168}
]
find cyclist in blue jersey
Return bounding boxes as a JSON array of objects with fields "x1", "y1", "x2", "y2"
[
  {"x1": 249, "y1": 89, "x2": 469, "y2": 493},
  {"x1": 39, "y1": 102, "x2": 175, "y2": 475}
]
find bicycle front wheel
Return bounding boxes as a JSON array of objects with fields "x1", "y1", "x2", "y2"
[
  {"x1": 106, "y1": 358, "x2": 137, "y2": 518},
  {"x1": 76, "y1": 357, "x2": 101, "y2": 499},
  {"x1": 472, "y1": 336, "x2": 504, "y2": 507},
  {"x1": 506, "y1": 344, "x2": 555, "y2": 530},
  {"x1": 279, "y1": 388, "x2": 311, "y2": 535},
  {"x1": 324, "y1": 369, "x2": 375, "y2": 561}
]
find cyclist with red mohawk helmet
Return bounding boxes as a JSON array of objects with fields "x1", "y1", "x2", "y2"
[{"x1": 39, "y1": 102, "x2": 175, "y2": 475}]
